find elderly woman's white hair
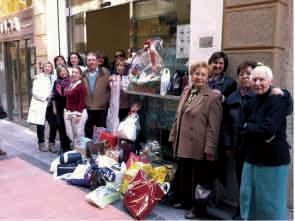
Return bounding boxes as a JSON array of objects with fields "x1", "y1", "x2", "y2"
[{"x1": 251, "y1": 64, "x2": 273, "y2": 81}]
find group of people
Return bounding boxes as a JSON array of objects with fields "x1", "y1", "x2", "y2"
[
  {"x1": 28, "y1": 48, "x2": 292, "y2": 220},
  {"x1": 169, "y1": 51, "x2": 292, "y2": 220},
  {"x1": 28, "y1": 50, "x2": 131, "y2": 153}
]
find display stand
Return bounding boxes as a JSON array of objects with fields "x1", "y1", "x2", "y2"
[{"x1": 125, "y1": 90, "x2": 180, "y2": 160}]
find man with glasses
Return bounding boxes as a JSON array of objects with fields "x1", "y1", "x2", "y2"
[{"x1": 111, "y1": 49, "x2": 126, "y2": 74}]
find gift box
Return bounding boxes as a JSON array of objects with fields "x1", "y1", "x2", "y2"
[{"x1": 99, "y1": 131, "x2": 118, "y2": 148}]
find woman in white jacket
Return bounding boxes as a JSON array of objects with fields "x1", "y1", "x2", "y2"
[{"x1": 27, "y1": 61, "x2": 58, "y2": 152}]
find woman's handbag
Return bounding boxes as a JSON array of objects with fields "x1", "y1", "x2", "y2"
[{"x1": 0, "y1": 105, "x2": 7, "y2": 119}]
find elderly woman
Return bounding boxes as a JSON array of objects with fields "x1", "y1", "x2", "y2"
[
  {"x1": 169, "y1": 61, "x2": 222, "y2": 219},
  {"x1": 239, "y1": 65, "x2": 292, "y2": 220}
]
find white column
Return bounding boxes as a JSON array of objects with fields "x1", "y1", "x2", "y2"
[
  {"x1": 189, "y1": 0, "x2": 223, "y2": 64},
  {"x1": 45, "y1": 0, "x2": 68, "y2": 62}
]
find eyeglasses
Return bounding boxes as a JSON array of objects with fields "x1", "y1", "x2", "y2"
[{"x1": 115, "y1": 54, "x2": 123, "y2": 58}]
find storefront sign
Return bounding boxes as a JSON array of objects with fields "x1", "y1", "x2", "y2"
[{"x1": 0, "y1": 17, "x2": 21, "y2": 34}]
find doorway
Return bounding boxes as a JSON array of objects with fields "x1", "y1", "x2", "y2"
[{"x1": 5, "y1": 39, "x2": 35, "y2": 122}]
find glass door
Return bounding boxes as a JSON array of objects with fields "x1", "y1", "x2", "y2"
[
  {"x1": 5, "y1": 39, "x2": 34, "y2": 122},
  {"x1": 6, "y1": 41, "x2": 21, "y2": 121},
  {"x1": 19, "y1": 40, "x2": 31, "y2": 120}
]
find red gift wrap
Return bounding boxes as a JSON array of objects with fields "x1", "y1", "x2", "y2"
[
  {"x1": 99, "y1": 131, "x2": 118, "y2": 148},
  {"x1": 123, "y1": 170, "x2": 165, "y2": 220}
]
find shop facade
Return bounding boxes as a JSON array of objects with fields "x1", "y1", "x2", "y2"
[
  {"x1": 0, "y1": 7, "x2": 35, "y2": 122},
  {"x1": 66, "y1": 0, "x2": 293, "y2": 209}
]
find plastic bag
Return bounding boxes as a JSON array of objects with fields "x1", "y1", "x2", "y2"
[
  {"x1": 67, "y1": 164, "x2": 92, "y2": 187},
  {"x1": 117, "y1": 113, "x2": 140, "y2": 142},
  {"x1": 123, "y1": 170, "x2": 169, "y2": 220},
  {"x1": 128, "y1": 39, "x2": 164, "y2": 78},
  {"x1": 160, "y1": 68, "x2": 171, "y2": 96},
  {"x1": 86, "y1": 183, "x2": 122, "y2": 208},
  {"x1": 195, "y1": 184, "x2": 211, "y2": 200}
]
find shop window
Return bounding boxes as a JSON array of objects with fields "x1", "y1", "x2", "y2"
[
  {"x1": 67, "y1": 13, "x2": 87, "y2": 53},
  {"x1": 133, "y1": 0, "x2": 190, "y2": 73}
]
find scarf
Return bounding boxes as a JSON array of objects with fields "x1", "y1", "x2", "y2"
[{"x1": 55, "y1": 76, "x2": 71, "y2": 96}]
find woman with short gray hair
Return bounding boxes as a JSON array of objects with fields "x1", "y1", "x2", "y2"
[{"x1": 239, "y1": 65, "x2": 292, "y2": 220}]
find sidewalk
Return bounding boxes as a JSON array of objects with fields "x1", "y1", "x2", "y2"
[{"x1": 0, "y1": 120, "x2": 186, "y2": 220}]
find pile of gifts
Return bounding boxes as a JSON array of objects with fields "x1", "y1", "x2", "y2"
[{"x1": 49, "y1": 127, "x2": 176, "y2": 220}]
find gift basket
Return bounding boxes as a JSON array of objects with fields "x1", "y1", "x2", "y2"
[{"x1": 128, "y1": 39, "x2": 164, "y2": 94}]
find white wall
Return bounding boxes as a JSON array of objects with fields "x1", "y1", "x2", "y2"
[
  {"x1": 46, "y1": 0, "x2": 68, "y2": 62},
  {"x1": 189, "y1": 0, "x2": 223, "y2": 64}
]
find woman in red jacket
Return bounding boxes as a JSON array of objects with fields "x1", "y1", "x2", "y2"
[{"x1": 64, "y1": 66, "x2": 87, "y2": 146}]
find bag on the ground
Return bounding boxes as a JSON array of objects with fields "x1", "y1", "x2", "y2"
[
  {"x1": 67, "y1": 164, "x2": 92, "y2": 187},
  {"x1": 89, "y1": 167, "x2": 116, "y2": 190},
  {"x1": 123, "y1": 170, "x2": 169, "y2": 220},
  {"x1": 86, "y1": 183, "x2": 122, "y2": 208},
  {"x1": 60, "y1": 151, "x2": 82, "y2": 164},
  {"x1": 56, "y1": 163, "x2": 77, "y2": 176}
]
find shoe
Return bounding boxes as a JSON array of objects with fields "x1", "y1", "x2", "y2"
[
  {"x1": 48, "y1": 143, "x2": 58, "y2": 153},
  {"x1": 0, "y1": 148, "x2": 6, "y2": 156},
  {"x1": 38, "y1": 142, "x2": 48, "y2": 152},
  {"x1": 185, "y1": 209, "x2": 197, "y2": 220}
]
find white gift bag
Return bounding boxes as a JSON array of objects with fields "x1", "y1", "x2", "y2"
[{"x1": 117, "y1": 113, "x2": 140, "y2": 142}]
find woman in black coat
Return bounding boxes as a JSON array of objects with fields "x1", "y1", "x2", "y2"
[
  {"x1": 208, "y1": 51, "x2": 237, "y2": 101},
  {"x1": 239, "y1": 65, "x2": 292, "y2": 220},
  {"x1": 52, "y1": 65, "x2": 72, "y2": 153}
]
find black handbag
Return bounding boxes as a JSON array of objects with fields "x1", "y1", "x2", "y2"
[{"x1": 0, "y1": 105, "x2": 7, "y2": 119}]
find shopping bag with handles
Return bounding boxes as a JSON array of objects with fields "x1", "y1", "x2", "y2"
[{"x1": 123, "y1": 170, "x2": 169, "y2": 220}]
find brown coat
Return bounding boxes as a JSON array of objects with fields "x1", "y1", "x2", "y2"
[
  {"x1": 169, "y1": 86, "x2": 222, "y2": 160},
  {"x1": 82, "y1": 67, "x2": 110, "y2": 110}
]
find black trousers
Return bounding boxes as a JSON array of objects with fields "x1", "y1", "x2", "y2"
[
  {"x1": 36, "y1": 105, "x2": 57, "y2": 144},
  {"x1": 55, "y1": 108, "x2": 71, "y2": 153},
  {"x1": 172, "y1": 158, "x2": 215, "y2": 209},
  {"x1": 85, "y1": 109, "x2": 107, "y2": 139}
]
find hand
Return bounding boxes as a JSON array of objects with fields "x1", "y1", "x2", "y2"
[
  {"x1": 271, "y1": 87, "x2": 284, "y2": 96},
  {"x1": 73, "y1": 116, "x2": 81, "y2": 124},
  {"x1": 212, "y1": 89, "x2": 221, "y2": 96},
  {"x1": 205, "y1": 153, "x2": 215, "y2": 161}
]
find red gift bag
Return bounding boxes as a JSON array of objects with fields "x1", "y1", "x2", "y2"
[
  {"x1": 123, "y1": 170, "x2": 168, "y2": 220},
  {"x1": 99, "y1": 131, "x2": 118, "y2": 148}
]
